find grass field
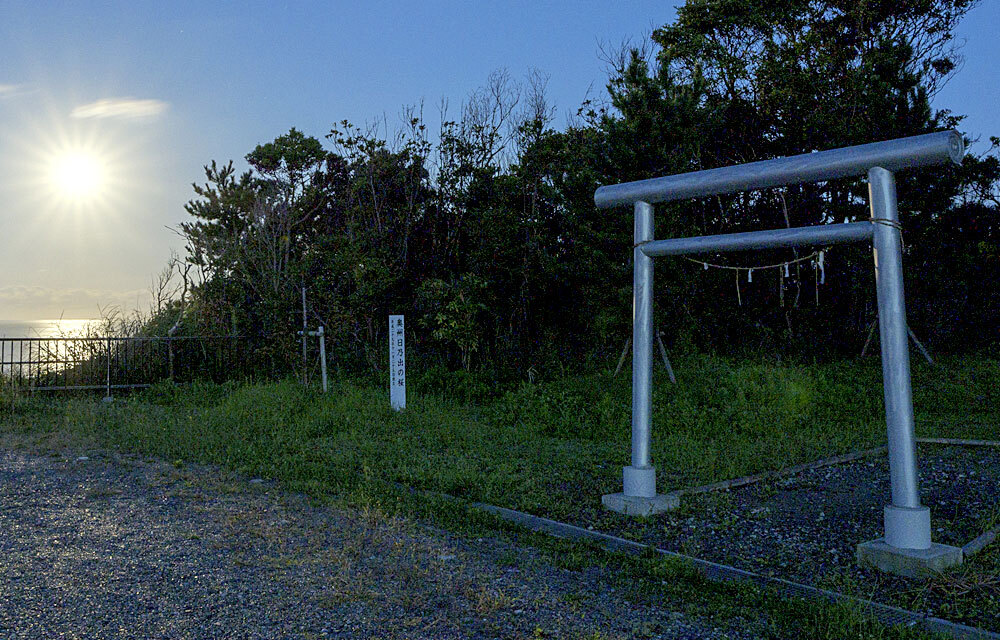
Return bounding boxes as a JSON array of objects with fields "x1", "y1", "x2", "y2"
[{"x1": 2, "y1": 355, "x2": 998, "y2": 638}]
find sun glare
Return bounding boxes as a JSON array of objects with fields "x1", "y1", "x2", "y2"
[
  {"x1": 49, "y1": 150, "x2": 105, "y2": 202},
  {"x1": 10, "y1": 105, "x2": 142, "y2": 229}
]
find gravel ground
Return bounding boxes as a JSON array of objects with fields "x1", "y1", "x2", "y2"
[
  {"x1": 587, "y1": 444, "x2": 1000, "y2": 630},
  {"x1": 648, "y1": 445, "x2": 999, "y2": 574},
  {"x1": 0, "y1": 444, "x2": 759, "y2": 640}
]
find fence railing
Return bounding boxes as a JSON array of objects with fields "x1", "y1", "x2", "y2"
[{"x1": 0, "y1": 336, "x2": 253, "y2": 394}]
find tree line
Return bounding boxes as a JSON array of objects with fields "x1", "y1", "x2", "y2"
[{"x1": 161, "y1": 0, "x2": 999, "y2": 378}]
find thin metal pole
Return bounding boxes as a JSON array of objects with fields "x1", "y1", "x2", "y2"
[
  {"x1": 869, "y1": 167, "x2": 920, "y2": 509},
  {"x1": 907, "y1": 327, "x2": 935, "y2": 366},
  {"x1": 105, "y1": 337, "x2": 112, "y2": 400},
  {"x1": 318, "y1": 326, "x2": 328, "y2": 393},
  {"x1": 632, "y1": 201, "x2": 654, "y2": 470},
  {"x1": 860, "y1": 319, "x2": 934, "y2": 366},
  {"x1": 301, "y1": 285, "x2": 308, "y2": 384},
  {"x1": 861, "y1": 319, "x2": 878, "y2": 357},
  {"x1": 656, "y1": 330, "x2": 676, "y2": 384},
  {"x1": 613, "y1": 337, "x2": 631, "y2": 378}
]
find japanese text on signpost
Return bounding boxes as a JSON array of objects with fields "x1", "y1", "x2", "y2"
[{"x1": 389, "y1": 315, "x2": 405, "y2": 410}]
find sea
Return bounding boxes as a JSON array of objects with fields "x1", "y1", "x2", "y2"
[
  {"x1": 0, "y1": 319, "x2": 98, "y2": 339},
  {"x1": 0, "y1": 319, "x2": 100, "y2": 369}
]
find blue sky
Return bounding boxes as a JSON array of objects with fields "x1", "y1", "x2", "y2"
[{"x1": 0, "y1": 1, "x2": 995, "y2": 320}]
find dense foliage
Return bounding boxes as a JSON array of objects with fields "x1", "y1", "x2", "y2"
[{"x1": 172, "y1": 0, "x2": 997, "y2": 377}]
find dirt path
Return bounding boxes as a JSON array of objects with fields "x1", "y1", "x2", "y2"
[{"x1": 0, "y1": 444, "x2": 756, "y2": 639}]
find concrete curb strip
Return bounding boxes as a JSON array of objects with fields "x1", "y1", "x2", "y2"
[
  {"x1": 672, "y1": 438, "x2": 1000, "y2": 499},
  {"x1": 964, "y1": 526, "x2": 1000, "y2": 557},
  {"x1": 670, "y1": 446, "x2": 887, "y2": 497},
  {"x1": 668, "y1": 440, "x2": 1000, "y2": 558},
  {"x1": 471, "y1": 502, "x2": 1000, "y2": 640},
  {"x1": 917, "y1": 438, "x2": 1000, "y2": 447}
]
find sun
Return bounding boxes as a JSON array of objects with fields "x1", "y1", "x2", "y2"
[
  {"x1": 48, "y1": 150, "x2": 106, "y2": 202},
  {"x1": 11, "y1": 110, "x2": 138, "y2": 224}
]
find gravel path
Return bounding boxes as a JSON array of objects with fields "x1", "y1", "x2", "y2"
[
  {"x1": 0, "y1": 445, "x2": 755, "y2": 640},
  {"x1": 586, "y1": 444, "x2": 1000, "y2": 631},
  {"x1": 624, "y1": 445, "x2": 1000, "y2": 580}
]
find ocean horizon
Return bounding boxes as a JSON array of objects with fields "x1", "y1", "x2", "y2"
[{"x1": 0, "y1": 319, "x2": 99, "y2": 339}]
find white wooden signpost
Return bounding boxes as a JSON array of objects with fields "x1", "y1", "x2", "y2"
[{"x1": 389, "y1": 315, "x2": 406, "y2": 410}]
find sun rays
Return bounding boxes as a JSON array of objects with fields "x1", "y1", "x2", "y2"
[{"x1": 4, "y1": 99, "x2": 150, "y2": 230}]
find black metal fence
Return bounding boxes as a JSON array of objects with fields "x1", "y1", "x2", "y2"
[{"x1": 0, "y1": 336, "x2": 254, "y2": 394}]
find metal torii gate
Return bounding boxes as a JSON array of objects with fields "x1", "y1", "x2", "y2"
[{"x1": 594, "y1": 131, "x2": 965, "y2": 576}]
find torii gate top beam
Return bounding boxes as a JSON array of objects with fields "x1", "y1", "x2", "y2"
[{"x1": 593, "y1": 130, "x2": 963, "y2": 209}]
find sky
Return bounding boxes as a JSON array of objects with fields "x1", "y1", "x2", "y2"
[{"x1": 0, "y1": 0, "x2": 996, "y2": 322}]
